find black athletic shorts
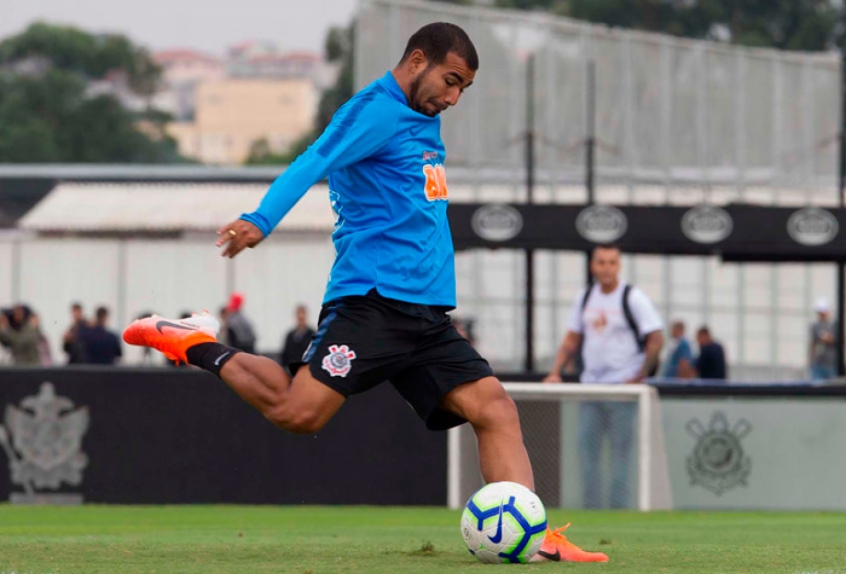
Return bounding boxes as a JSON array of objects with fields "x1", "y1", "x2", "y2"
[{"x1": 291, "y1": 289, "x2": 494, "y2": 430}]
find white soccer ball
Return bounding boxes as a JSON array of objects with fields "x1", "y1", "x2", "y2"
[{"x1": 460, "y1": 481, "x2": 547, "y2": 564}]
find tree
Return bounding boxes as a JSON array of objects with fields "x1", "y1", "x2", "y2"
[
  {"x1": 0, "y1": 22, "x2": 161, "y2": 95},
  {"x1": 492, "y1": 0, "x2": 843, "y2": 52},
  {"x1": 0, "y1": 23, "x2": 184, "y2": 163}
]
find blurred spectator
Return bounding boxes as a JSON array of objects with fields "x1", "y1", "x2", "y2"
[
  {"x1": 0, "y1": 305, "x2": 43, "y2": 366},
  {"x1": 544, "y1": 244, "x2": 664, "y2": 508},
  {"x1": 80, "y1": 306, "x2": 122, "y2": 365},
  {"x1": 695, "y1": 326, "x2": 726, "y2": 380},
  {"x1": 62, "y1": 302, "x2": 89, "y2": 364},
  {"x1": 280, "y1": 304, "x2": 315, "y2": 373},
  {"x1": 451, "y1": 315, "x2": 475, "y2": 346},
  {"x1": 218, "y1": 306, "x2": 230, "y2": 346},
  {"x1": 662, "y1": 320, "x2": 695, "y2": 379},
  {"x1": 225, "y1": 293, "x2": 256, "y2": 353},
  {"x1": 32, "y1": 314, "x2": 53, "y2": 366},
  {"x1": 809, "y1": 298, "x2": 837, "y2": 381}
]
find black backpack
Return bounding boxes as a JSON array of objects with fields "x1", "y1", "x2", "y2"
[{"x1": 579, "y1": 283, "x2": 660, "y2": 377}]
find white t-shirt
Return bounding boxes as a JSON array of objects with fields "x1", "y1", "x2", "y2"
[{"x1": 567, "y1": 282, "x2": 664, "y2": 384}]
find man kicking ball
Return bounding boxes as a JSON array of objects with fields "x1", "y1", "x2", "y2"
[{"x1": 123, "y1": 21, "x2": 607, "y2": 564}]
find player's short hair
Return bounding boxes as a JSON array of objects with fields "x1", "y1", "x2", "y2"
[
  {"x1": 95, "y1": 306, "x2": 109, "y2": 322},
  {"x1": 591, "y1": 243, "x2": 621, "y2": 257},
  {"x1": 400, "y1": 22, "x2": 479, "y2": 70}
]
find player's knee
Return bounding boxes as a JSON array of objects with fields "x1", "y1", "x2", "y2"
[{"x1": 473, "y1": 387, "x2": 520, "y2": 430}]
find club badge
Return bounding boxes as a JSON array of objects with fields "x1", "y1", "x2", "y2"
[
  {"x1": 686, "y1": 412, "x2": 751, "y2": 496},
  {"x1": 322, "y1": 344, "x2": 357, "y2": 378},
  {"x1": 0, "y1": 382, "x2": 89, "y2": 504}
]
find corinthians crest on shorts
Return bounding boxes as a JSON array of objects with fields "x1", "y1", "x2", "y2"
[
  {"x1": 686, "y1": 412, "x2": 751, "y2": 496},
  {"x1": 0, "y1": 382, "x2": 89, "y2": 504},
  {"x1": 322, "y1": 344, "x2": 357, "y2": 377}
]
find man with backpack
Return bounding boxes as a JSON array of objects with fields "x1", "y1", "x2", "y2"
[{"x1": 543, "y1": 243, "x2": 664, "y2": 508}]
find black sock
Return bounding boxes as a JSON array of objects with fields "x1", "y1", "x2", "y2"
[{"x1": 186, "y1": 342, "x2": 240, "y2": 377}]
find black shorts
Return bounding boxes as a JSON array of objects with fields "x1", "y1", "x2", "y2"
[{"x1": 291, "y1": 289, "x2": 493, "y2": 430}]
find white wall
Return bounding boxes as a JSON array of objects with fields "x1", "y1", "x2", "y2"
[
  {"x1": 0, "y1": 233, "x2": 836, "y2": 378},
  {"x1": 0, "y1": 234, "x2": 334, "y2": 366}
]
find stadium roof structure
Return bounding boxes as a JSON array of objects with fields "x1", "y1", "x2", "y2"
[{"x1": 18, "y1": 183, "x2": 334, "y2": 235}]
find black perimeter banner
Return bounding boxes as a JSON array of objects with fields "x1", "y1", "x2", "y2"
[
  {"x1": 0, "y1": 368, "x2": 446, "y2": 505},
  {"x1": 449, "y1": 203, "x2": 846, "y2": 261}
]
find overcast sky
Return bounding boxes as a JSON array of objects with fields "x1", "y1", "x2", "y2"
[{"x1": 0, "y1": 0, "x2": 359, "y2": 55}]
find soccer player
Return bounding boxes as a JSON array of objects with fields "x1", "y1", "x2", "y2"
[{"x1": 123, "y1": 22, "x2": 607, "y2": 563}]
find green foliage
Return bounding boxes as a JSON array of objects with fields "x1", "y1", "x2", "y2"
[
  {"x1": 0, "y1": 22, "x2": 161, "y2": 95},
  {"x1": 0, "y1": 22, "x2": 185, "y2": 163},
  {"x1": 492, "y1": 0, "x2": 844, "y2": 51}
]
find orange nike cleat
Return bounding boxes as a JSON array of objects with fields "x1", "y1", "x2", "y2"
[
  {"x1": 530, "y1": 523, "x2": 609, "y2": 563},
  {"x1": 123, "y1": 314, "x2": 217, "y2": 364}
]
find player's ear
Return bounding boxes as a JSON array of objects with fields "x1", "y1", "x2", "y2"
[{"x1": 407, "y1": 49, "x2": 429, "y2": 73}]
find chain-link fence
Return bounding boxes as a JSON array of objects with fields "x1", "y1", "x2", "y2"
[{"x1": 357, "y1": 0, "x2": 839, "y2": 192}]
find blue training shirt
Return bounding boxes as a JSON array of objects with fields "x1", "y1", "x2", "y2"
[{"x1": 241, "y1": 71, "x2": 456, "y2": 307}]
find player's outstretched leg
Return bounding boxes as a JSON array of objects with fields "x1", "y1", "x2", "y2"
[
  {"x1": 123, "y1": 313, "x2": 345, "y2": 434},
  {"x1": 440, "y1": 376, "x2": 608, "y2": 564}
]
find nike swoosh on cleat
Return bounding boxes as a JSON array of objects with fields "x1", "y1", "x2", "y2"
[
  {"x1": 155, "y1": 320, "x2": 198, "y2": 334},
  {"x1": 536, "y1": 549, "x2": 561, "y2": 562},
  {"x1": 487, "y1": 506, "x2": 504, "y2": 544}
]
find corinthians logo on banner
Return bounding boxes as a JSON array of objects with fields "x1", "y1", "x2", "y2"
[
  {"x1": 471, "y1": 204, "x2": 524, "y2": 242},
  {"x1": 576, "y1": 205, "x2": 628, "y2": 243},
  {"x1": 0, "y1": 382, "x2": 89, "y2": 504},
  {"x1": 787, "y1": 207, "x2": 839, "y2": 246},
  {"x1": 686, "y1": 412, "x2": 751, "y2": 496},
  {"x1": 681, "y1": 205, "x2": 733, "y2": 244}
]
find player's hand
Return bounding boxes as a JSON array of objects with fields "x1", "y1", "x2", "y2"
[
  {"x1": 216, "y1": 219, "x2": 264, "y2": 258},
  {"x1": 542, "y1": 372, "x2": 562, "y2": 383}
]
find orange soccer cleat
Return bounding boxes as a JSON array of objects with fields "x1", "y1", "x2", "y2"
[
  {"x1": 530, "y1": 523, "x2": 609, "y2": 563},
  {"x1": 123, "y1": 313, "x2": 218, "y2": 364}
]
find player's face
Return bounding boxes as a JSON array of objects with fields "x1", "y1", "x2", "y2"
[
  {"x1": 590, "y1": 248, "x2": 621, "y2": 288},
  {"x1": 409, "y1": 52, "x2": 475, "y2": 117}
]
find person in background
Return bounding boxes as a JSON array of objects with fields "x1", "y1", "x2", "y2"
[
  {"x1": 225, "y1": 293, "x2": 256, "y2": 354},
  {"x1": 63, "y1": 302, "x2": 89, "y2": 364},
  {"x1": 0, "y1": 305, "x2": 43, "y2": 366},
  {"x1": 809, "y1": 298, "x2": 837, "y2": 381},
  {"x1": 662, "y1": 320, "x2": 695, "y2": 379},
  {"x1": 280, "y1": 305, "x2": 316, "y2": 374},
  {"x1": 32, "y1": 313, "x2": 53, "y2": 366},
  {"x1": 80, "y1": 306, "x2": 122, "y2": 365},
  {"x1": 544, "y1": 244, "x2": 664, "y2": 508},
  {"x1": 218, "y1": 306, "x2": 230, "y2": 346},
  {"x1": 695, "y1": 326, "x2": 727, "y2": 380}
]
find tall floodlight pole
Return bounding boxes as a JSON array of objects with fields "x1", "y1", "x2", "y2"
[
  {"x1": 525, "y1": 53, "x2": 536, "y2": 372},
  {"x1": 837, "y1": 50, "x2": 846, "y2": 377},
  {"x1": 585, "y1": 60, "x2": 596, "y2": 284}
]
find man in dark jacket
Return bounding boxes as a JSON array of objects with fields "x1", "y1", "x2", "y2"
[
  {"x1": 695, "y1": 326, "x2": 727, "y2": 380},
  {"x1": 63, "y1": 302, "x2": 89, "y2": 364},
  {"x1": 80, "y1": 306, "x2": 122, "y2": 365},
  {"x1": 280, "y1": 305, "x2": 315, "y2": 374}
]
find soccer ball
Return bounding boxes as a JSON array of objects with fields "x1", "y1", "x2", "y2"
[{"x1": 460, "y1": 481, "x2": 547, "y2": 563}]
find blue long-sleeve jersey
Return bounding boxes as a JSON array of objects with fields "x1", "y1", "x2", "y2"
[{"x1": 241, "y1": 71, "x2": 456, "y2": 307}]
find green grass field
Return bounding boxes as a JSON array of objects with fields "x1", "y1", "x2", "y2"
[{"x1": 0, "y1": 505, "x2": 844, "y2": 574}]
